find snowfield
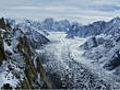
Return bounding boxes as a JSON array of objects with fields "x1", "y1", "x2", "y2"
[{"x1": 40, "y1": 31, "x2": 88, "y2": 63}]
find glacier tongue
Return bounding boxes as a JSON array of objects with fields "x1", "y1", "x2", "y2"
[
  {"x1": 42, "y1": 31, "x2": 87, "y2": 63},
  {"x1": 38, "y1": 32, "x2": 120, "y2": 89}
]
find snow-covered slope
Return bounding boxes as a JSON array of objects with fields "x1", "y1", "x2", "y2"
[
  {"x1": 80, "y1": 33, "x2": 120, "y2": 74},
  {"x1": 5, "y1": 18, "x2": 72, "y2": 33},
  {"x1": 67, "y1": 17, "x2": 120, "y2": 38},
  {"x1": 0, "y1": 17, "x2": 52, "y2": 89},
  {"x1": 5, "y1": 18, "x2": 50, "y2": 49}
]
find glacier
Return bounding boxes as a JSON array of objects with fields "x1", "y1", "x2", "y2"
[
  {"x1": 38, "y1": 31, "x2": 120, "y2": 88},
  {"x1": 0, "y1": 17, "x2": 120, "y2": 89}
]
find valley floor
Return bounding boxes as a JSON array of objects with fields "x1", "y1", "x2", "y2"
[{"x1": 37, "y1": 32, "x2": 120, "y2": 88}]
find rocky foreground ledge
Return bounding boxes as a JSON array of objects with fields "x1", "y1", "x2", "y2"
[{"x1": 0, "y1": 18, "x2": 53, "y2": 89}]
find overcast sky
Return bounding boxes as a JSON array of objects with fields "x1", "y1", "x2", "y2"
[{"x1": 0, "y1": 0, "x2": 120, "y2": 24}]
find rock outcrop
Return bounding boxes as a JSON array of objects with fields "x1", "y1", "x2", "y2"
[
  {"x1": 0, "y1": 18, "x2": 53, "y2": 89},
  {"x1": 80, "y1": 37, "x2": 97, "y2": 50}
]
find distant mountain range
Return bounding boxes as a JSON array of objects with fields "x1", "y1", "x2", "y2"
[
  {"x1": 6, "y1": 17, "x2": 120, "y2": 38},
  {"x1": 1, "y1": 17, "x2": 120, "y2": 89},
  {"x1": 67, "y1": 17, "x2": 120, "y2": 38}
]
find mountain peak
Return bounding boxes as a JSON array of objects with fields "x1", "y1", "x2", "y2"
[{"x1": 110, "y1": 16, "x2": 120, "y2": 24}]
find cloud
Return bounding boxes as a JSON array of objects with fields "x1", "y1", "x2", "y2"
[
  {"x1": 0, "y1": 0, "x2": 120, "y2": 24},
  {"x1": 90, "y1": 5, "x2": 120, "y2": 12},
  {"x1": 10, "y1": 6, "x2": 78, "y2": 11}
]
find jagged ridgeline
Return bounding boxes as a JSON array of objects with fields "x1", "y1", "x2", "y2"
[
  {"x1": 0, "y1": 17, "x2": 54, "y2": 89},
  {"x1": 66, "y1": 17, "x2": 120, "y2": 38}
]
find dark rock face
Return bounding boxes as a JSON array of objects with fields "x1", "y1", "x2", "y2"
[
  {"x1": 80, "y1": 37, "x2": 97, "y2": 50},
  {"x1": 0, "y1": 20, "x2": 7, "y2": 66},
  {"x1": 0, "y1": 17, "x2": 6, "y2": 29},
  {"x1": 25, "y1": 30, "x2": 49, "y2": 49},
  {"x1": 103, "y1": 50, "x2": 120, "y2": 70},
  {"x1": 0, "y1": 35, "x2": 6, "y2": 66}
]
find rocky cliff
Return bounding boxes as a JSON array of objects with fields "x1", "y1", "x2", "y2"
[{"x1": 0, "y1": 18, "x2": 53, "y2": 89}]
